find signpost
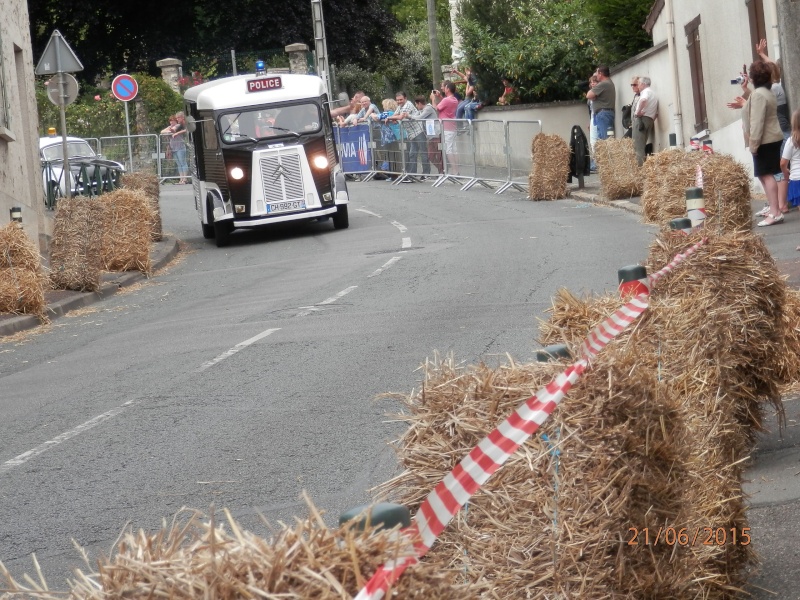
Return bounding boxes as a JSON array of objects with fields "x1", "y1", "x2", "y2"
[
  {"x1": 112, "y1": 74, "x2": 139, "y2": 171},
  {"x1": 35, "y1": 30, "x2": 83, "y2": 199},
  {"x1": 45, "y1": 74, "x2": 79, "y2": 106}
]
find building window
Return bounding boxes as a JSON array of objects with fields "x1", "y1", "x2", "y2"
[
  {"x1": 685, "y1": 15, "x2": 707, "y2": 133},
  {"x1": 0, "y1": 30, "x2": 14, "y2": 140},
  {"x1": 746, "y1": 0, "x2": 767, "y2": 61}
]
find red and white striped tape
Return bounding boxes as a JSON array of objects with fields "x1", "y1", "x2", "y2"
[{"x1": 354, "y1": 238, "x2": 707, "y2": 600}]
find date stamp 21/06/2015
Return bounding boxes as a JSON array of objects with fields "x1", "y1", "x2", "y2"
[{"x1": 628, "y1": 527, "x2": 751, "y2": 547}]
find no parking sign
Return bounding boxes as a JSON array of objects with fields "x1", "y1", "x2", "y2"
[
  {"x1": 111, "y1": 74, "x2": 138, "y2": 102},
  {"x1": 111, "y1": 74, "x2": 139, "y2": 171}
]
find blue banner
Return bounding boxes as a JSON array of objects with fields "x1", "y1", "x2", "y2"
[{"x1": 335, "y1": 124, "x2": 372, "y2": 173}]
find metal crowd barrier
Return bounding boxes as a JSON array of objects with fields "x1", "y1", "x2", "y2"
[
  {"x1": 98, "y1": 134, "x2": 160, "y2": 175},
  {"x1": 333, "y1": 118, "x2": 542, "y2": 194},
  {"x1": 95, "y1": 134, "x2": 194, "y2": 184}
]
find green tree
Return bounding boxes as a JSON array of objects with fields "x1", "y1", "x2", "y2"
[
  {"x1": 585, "y1": 0, "x2": 653, "y2": 66},
  {"x1": 28, "y1": 0, "x2": 401, "y2": 83},
  {"x1": 388, "y1": 0, "x2": 450, "y2": 27},
  {"x1": 459, "y1": 0, "x2": 599, "y2": 103}
]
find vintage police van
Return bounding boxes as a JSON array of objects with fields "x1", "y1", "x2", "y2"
[{"x1": 183, "y1": 71, "x2": 349, "y2": 247}]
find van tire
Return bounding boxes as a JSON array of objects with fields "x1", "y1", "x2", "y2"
[
  {"x1": 214, "y1": 219, "x2": 231, "y2": 247},
  {"x1": 332, "y1": 205, "x2": 349, "y2": 229},
  {"x1": 201, "y1": 221, "x2": 214, "y2": 239}
]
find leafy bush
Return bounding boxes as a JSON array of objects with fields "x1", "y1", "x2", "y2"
[{"x1": 36, "y1": 72, "x2": 183, "y2": 139}]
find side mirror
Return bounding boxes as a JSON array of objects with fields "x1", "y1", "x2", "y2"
[
  {"x1": 337, "y1": 91, "x2": 349, "y2": 106},
  {"x1": 185, "y1": 115, "x2": 197, "y2": 133}
]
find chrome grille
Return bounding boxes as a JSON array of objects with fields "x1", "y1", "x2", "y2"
[{"x1": 259, "y1": 153, "x2": 304, "y2": 203}]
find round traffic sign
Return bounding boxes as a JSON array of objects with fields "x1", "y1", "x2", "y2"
[
  {"x1": 45, "y1": 73, "x2": 79, "y2": 106},
  {"x1": 111, "y1": 74, "x2": 138, "y2": 102}
]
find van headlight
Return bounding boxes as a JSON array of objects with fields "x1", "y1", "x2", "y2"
[
  {"x1": 312, "y1": 155, "x2": 329, "y2": 169},
  {"x1": 230, "y1": 167, "x2": 244, "y2": 180}
]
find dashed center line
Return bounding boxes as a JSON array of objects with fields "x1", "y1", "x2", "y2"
[
  {"x1": 198, "y1": 328, "x2": 281, "y2": 371},
  {"x1": 0, "y1": 400, "x2": 137, "y2": 475},
  {"x1": 369, "y1": 256, "x2": 402, "y2": 278},
  {"x1": 356, "y1": 208, "x2": 382, "y2": 218},
  {"x1": 390, "y1": 221, "x2": 407, "y2": 233},
  {"x1": 295, "y1": 285, "x2": 358, "y2": 317}
]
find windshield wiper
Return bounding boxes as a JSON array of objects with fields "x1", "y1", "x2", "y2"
[
  {"x1": 269, "y1": 126, "x2": 301, "y2": 138},
  {"x1": 228, "y1": 132, "x2": 259, "y2": 143}
]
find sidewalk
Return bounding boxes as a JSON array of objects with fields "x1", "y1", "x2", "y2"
[{"x1": 0, "y1": 235, "x2": 179, "y2": 337}]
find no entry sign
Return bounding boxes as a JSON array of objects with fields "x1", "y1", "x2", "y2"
[{"x1": 112, "y1": 74, "x2": 138, "y2": 102}]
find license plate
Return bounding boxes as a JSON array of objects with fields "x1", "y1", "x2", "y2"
[{"x1": 266, "y1": 200, "x2": 305, "y2": 214}]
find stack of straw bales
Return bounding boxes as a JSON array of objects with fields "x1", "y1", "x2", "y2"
[
  {"x1": 50, "y1": 198, "x2": 105, "y2": 292},
  {"x1": 529, "y1": 133, "x2": 570, "y2": 201},
  {"x1": 122, "y1": 172, "x2": 162, "y2": 241},
  {"x1": 0, "y1": 502, "x2": 474, "y2": 600},
  {"x1": 100, "y1": 188, "x2": 153, "y2": 275},
  {"x1": 594, "y1": 138, "x2": 642, "y2": 199},
  {"x1": 0, "y1": 223, "x2": 47, "y2": 320},
  {"x1": 378, "y1": 227, "x2": 795, "y2": 598},
  {"x1": 641, "y1": 150, "x2": 751, "y2": 231}
]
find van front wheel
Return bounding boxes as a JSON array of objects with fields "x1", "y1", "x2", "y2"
[
  {"x1": 201, "y1": 220, "x2": 214, "y2": 239},
  {"x1": 332, "y1": 205, "x2": 349, "y2": 229},
  {"x1": 214, "y1": 219, "x2": 231, "y2": 247}
]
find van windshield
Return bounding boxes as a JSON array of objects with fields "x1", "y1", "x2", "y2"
[{"x1": 219, "y1": 103, "x2": 321, "y2": 143}]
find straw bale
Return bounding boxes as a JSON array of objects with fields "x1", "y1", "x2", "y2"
[
  {"x1": 0, "y1": 502, "x2": 475, "y2": 599},
  {"x1": 122, "y1": 172, "x2": 162, "y2": 241},
  {"x1": 379, "y1": 227, "x2": 792, "y2": 597},
  {"x1": 0, "y1": 222, "x2": 43, "y2": 273},
  {"x1": 0, "y1": 268, "x2": 47, "y2": 319},
  {"x1": 779, "y1": 288, "x2": 800, "y2": 386},
  {"x1": 100, "y1": 189, "x2": 153, "y2": 274},
  {"x1": 377, "y1": 350, "x2": 707, "y2": 598},
  {"x1": 49, "y1": 198, "x2": 104, "y2": 292},
  {"x1": 594, "y1": 138, "x2": 642, "y2": 200},
  {"x1": 641, "y1": 151, "x2": 751, "y2": 231},
  {"x1": 538, "y1": 287, "x2": 622, "y2": 349},
  {"x1": 528, "y1": 133, "x2": 570, "y2": 201}
]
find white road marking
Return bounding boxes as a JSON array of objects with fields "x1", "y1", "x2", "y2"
[
  {"x1": 402, "y1": 237, "x2": 411, "y2": 249},
  {"x1": 390, "y1": 221, "x2": 407, "y2": 233},
  {"x1": 295, "y1": 285, "x2": 358, "y2": 317},
  {"x1": 0, "y1": 400, "x2": 137, "y2": 475},
  {"x1": 368, "y1": 256, "x2": 402, "y2": 278},
  {"x1": 197, "y1": 328, "x2": 281, "y2": 371},
  {"x1": 319, "y1": 285, "x2": 358, "y2": 305},
  {"x1": 356, "y1": 208, "x2": 382, "y2": 218}
]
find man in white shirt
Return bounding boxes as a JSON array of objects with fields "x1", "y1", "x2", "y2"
[{"x1": 633, "y1": 77, "x2": 658, "y2": 166}]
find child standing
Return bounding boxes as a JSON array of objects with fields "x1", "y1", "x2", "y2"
[{"x1": 781, "y1": 109, "x2": 800, "y2": 248}]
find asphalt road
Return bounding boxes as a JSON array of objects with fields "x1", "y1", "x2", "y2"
[{"x1": 2, "y1": 177, "x2": 748, "y2": 592}]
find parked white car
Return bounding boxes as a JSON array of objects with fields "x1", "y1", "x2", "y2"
[{"x1": 39, "y1": 136, "x2": 125, "y2": 202}]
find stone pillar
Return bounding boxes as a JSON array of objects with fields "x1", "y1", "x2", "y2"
[
  {"x1": 156, "y1": 58, "x2": 183, "y2": 93},
  {"x1": 285, "y1": 43, "x2": 310, "y2": 74}
]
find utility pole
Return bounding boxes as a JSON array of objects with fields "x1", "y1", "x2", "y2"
[
  {"x1": 310, "y1": 0, "x2": 331, "y2": 95},
  {"x1": 776, "y1": 0, "x2": 800, "y2": 112},
  {"x1": 427, "y1": 0, "x2": 442, "y2": 89}
]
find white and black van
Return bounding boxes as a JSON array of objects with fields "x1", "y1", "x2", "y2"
[{"x1": 183, "y1": 72, "x2": 349, "y2": 247}]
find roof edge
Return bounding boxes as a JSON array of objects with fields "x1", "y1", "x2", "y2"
[{"x1": 644, "y1": 0, "x2": 665, "y2": 35}]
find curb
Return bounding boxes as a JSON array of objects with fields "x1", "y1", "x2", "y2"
[
  {"x1": 0, "y1": 235, "x2": 180, "y2": 338},
  {"x1": 571, "y1": 189, "x2": 643, "y2": 216}
]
